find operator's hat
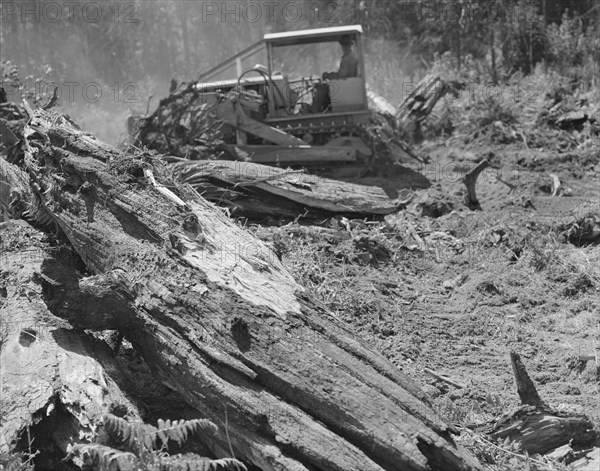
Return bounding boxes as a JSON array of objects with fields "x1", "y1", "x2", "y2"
[{"x1": 339, "y1": 35, "x2": 354, "y2": 46}]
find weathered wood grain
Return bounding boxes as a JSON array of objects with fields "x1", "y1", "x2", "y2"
[{"x1": 0, "y1": 219, "x2": 139, "y2": 460}]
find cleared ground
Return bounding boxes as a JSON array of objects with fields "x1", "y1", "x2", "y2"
[{"x1": 251, "y1": 135, "x2": 600, "y2": 469}]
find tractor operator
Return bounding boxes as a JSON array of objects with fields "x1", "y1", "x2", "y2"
[
  {"x1": 311, "y1": 35, "x2": 359, "y2": 113},
  {"x1": 322, "y1": 35, "x2": 359, "y2": 80}
]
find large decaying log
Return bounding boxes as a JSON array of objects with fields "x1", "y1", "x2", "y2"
[
  {"x1": 0, "y1": 218, "x2": 140, "y2": 467},
  {"x1": 20, "y1": 109, "x2": 483, "y2": 471},
  {"x1": 170, "y1": 159, "x2": 401, "y2": 218}
]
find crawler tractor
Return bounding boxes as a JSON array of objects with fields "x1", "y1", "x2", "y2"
[{"x1": 135, "y1": 25, "x2": 433, "y2": 177}]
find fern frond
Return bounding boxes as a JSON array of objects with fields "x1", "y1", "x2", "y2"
[
  {"x1": 102, "y1": 414, "x2": 218, "y2": 454},
  {"x1": 103, "y1": 414, "x2": 134, "y2": 444},
  {"x1": 158, "y1": 454, "x2": 247, "y2": 471},
  {"x1": 103, "y1": 413, "x2": 159, "y2": 451},
  {"x1": 72, "y1": 443, "x2": 139, "y2": 471},
  {"x1": 206, "y1": 458, "x2": 247, "y2": 471},
  {"x1": 156, "y1": 418, "x2": 218, "y2": 447},
  {"x1": 142, "y1": 430, "x2": 155, "y2": 452}
]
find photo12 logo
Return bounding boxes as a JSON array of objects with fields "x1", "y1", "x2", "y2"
[
  {"x1": 199, "y1": 1, "x2": 340, "y2": 24},
  {"x1": 1, "y1": 79, "x2": 140, "y2": 104},
  {"x1": 398, "y1": 1, "x2": 537, "y2": 24},
  {"x1": 0, "y1": 1, "x2": 139, "y2": 23}
]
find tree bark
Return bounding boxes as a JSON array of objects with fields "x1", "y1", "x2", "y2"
[
  {"x1": 0, "y1": 218, "x2": 141, "y2": 465},
  {"x1": 19, "y1": 109, "x2": 483, "y2": 471},
  {"x1": 177, "y1": 1, "x2": 191, "y2": 74}
]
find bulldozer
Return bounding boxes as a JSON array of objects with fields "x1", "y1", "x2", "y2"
[
  {"x1": 192, "y1": 25, "x2": 374, "y2": 167},
  {"x1": 134, "y1": 25, "x2": 455, "y2": 178}
]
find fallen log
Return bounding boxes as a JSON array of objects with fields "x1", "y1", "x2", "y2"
[
  {"x1": 19, "y1": 108, "x2": 483, "y2": 471},
  {"x1": 0, "y1": 218, "x2": 141, "y2": 469},
  {"x1": 169, "y1": 159, "x2": 401, "y2": 218}
]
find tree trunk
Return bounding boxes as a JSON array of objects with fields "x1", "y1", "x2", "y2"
[
  {"x1": 490, "y1": 29, "x2": 497, "y2": 85},
  {"x1": 455, "y1": 26, "x2": 462, "y2": 72},
  {"x1": 17, "y1": 109, "x2": 483, "y2": 471},
  {"x1": 177, "y1": 1, "x2": 191, "y2": 75},
  {"x1": 542, "y1": 0, "x2": 547, "y2": 25}
]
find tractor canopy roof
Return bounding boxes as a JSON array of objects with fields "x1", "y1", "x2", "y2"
[
  {"x1": 264, "y1": 25, "x2": 363, "y2": 47},
  {"x1": 198, "y1": 25, "x2": 363, "y2": 82}
]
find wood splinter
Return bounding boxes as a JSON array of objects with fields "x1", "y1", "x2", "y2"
[
  {"x1": 424, "y1": 368, "x2": 467, "y2": 389},
  {"x1": 510, "y1": 350, "x2": 545, "y2": 408},
  {"x1": 462, "y1": 160, "x2": 489, "y2": 210}
]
